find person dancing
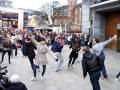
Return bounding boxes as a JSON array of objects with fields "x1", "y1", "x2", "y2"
[
  {"x1": 31, "y1": 37, "x2": 56, "y2": 81},
  {"x1": 92, "y1": 35, "x2": 117, "y2": 79}
]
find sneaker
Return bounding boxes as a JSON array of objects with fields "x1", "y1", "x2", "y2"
[
  {"x1": 31, "y1": 77, "x2": 37, "y2": 81},
  {"x1": 41, "y1": 76, "x2": 43, "y2": 80},
  {"x1": 56, "y1": 69, "x2": 61, "y2": 72},
  {"x1": 55, "y1": 59, "x2": 58, "y2": 61},
  {"x1": 115, "y1": 78, "x2": 119, "y2": 81},
  {"x1": 104, "y1": 77, "x2": 109, "y2": 80},
  {"x1": 71, "y1": 65, "x2": 73, "y2": 69},
  {"x1": 67, "y1": 66, "x2": 71, "y2": 70},
  {"x1": 11, "y1": 56, "x2": 13, "y2": 58}
]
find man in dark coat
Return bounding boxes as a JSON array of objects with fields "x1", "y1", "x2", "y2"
[
  {"x1": 82, "y1": 46, "x2": 102, "y2": 90},
  {"x1": 0, "y1": 38, "x2": 12, "y2": 64},
  {"x1": 6, "y1": 82, "x2": 28, "y2": 90},
  {"x1": 6, "y1": 74, "x2": 27, "y2": 90}
]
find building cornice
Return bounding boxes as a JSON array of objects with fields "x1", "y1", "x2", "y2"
[
  {"x1": 90, "y1": 0, "x2": 119, "y2": 8},
  {"x1": 90, "y1": 0, "x2": 120, "y2": 11}
]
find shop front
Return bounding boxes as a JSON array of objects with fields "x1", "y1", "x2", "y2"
[
  {"x1": 0, "y1": 7, "x2": 28, "y2": 30},
  {"x1": 90, "y1": 0, "x2": 120, "y2": 50},
  {"x1": 1, "y1": 12, "x2": 18, "y2": 30}
]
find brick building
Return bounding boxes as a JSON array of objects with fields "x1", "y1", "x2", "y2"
[{"x1": 53, "y1": 0, "x2": 82, "y2": 33}]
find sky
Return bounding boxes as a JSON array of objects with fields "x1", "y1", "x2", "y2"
[{"x1": 11, "y1": 0, "x2": 82, "y2": 10}]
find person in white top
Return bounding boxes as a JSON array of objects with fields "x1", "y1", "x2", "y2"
[
  {"x1": 92, "y1": 35, "x2": 117, "y2": 79},
  {"x1": 31, "y1": 37, "x2": 57, "y2": 81}
]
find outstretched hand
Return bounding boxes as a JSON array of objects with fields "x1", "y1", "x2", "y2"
[
  {"x1": 113, "y1": 35, "x2": 117, "y2": 39},
  {"x1": 112, "y1": 35, "x2": 117, "y2": 40}
]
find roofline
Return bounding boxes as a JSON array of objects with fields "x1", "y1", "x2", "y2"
[{"x1": 90, "y1": 0, "x2": 119, "y2": 8}]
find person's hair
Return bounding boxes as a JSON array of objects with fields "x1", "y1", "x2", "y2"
[
  {"x1": 41, "y1": 37, "x2": 45, "y2": 41},
  {"x1": 83, "y1": 46, "x2": 90, "y2": 52},
  {"x1": 37, "y1": 37, "x2": 45, "y2": 42},
  {"x1": 94, "y1": 38, "x2": 100, "y2": 43},
  {"x1": 26, "y1": 38, "x2": 31, "y2": 41}
]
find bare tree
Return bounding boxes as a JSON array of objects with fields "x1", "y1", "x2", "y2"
[
  {"x1": 39, "y1": 1, "x2": 61, "y2": 27},
  {"x1": 0, "y1": 0, "x2": 13, "y2": 7}
]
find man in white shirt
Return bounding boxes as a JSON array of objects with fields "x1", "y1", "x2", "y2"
[{"x1": 92, "y1": 35, "x2": 117, "y2": 79}]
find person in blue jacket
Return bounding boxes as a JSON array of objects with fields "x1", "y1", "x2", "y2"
[{"x1": 51, "y1": 36, "x2": 64, "y2": 72}]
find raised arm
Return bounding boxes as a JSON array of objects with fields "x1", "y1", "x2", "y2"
[
  {"x1": 31, "y1": 37, "x2": 39, "y2": 46},
  {"x1": 102, "y1": 35, "x2": 117, "y2": 46}
]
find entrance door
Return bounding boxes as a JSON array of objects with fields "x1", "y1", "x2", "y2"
[
  {"x1": 105, "y1": 12, "x2": 120, "y2": 49},
  {"x1": 117, "y1": 29, "x2": 120, "y2": 52}
]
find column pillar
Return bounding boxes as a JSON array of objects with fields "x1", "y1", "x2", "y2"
[
  {"x1": 0, "y1": 13, "x2": 2, "y2": 30},
  {"x1": 82, "y1": 0, "x2": 90, "y2": 33},
  {"x1": 18, "y1": 12, "x2": 24, "y2": 30}
]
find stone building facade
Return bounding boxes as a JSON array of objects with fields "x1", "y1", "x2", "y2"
[
  {"x1": 82, "y1": 0, "x2": 120, "y2": 50},
  {"x1": 53, "y1": 0, "x2": 82, "y2": 33}
]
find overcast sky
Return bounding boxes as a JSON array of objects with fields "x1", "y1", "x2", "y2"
[{"x1": 11, "y1": 0, "x2": 82, "y2": 10}]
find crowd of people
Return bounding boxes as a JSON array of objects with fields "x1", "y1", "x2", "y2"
[{"x1": 0, "y1": 29, "x2": 119, "y2": 90}]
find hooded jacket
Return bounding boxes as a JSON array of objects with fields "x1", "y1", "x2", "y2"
[
  {"x1": 6, "y1": 82, "x2": 27, "y2": 90},
  {"x1": 82, "y1": 51, "x2": 102, "y2": 78}
]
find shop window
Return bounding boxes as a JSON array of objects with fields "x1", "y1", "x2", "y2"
[{"x1": 12, "y1": 21, "x2": 18, "y2": 28}]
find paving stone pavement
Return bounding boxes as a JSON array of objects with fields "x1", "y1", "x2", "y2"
[{"x1": 0, "y1": 45, "x2": 120, "y2": 90}]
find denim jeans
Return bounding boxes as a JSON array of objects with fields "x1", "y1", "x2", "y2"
[
  {"x1": 28, "y1": 56, "x2": 35, "y2": 75},
  {"x1": 102, "y1": 63, "x2": 108, "y2": 78},
  {"x1": 89, "y1": 71, "x2": 101, "y2": 90},
  {"x1": 99, "y1": 52, "x2": 108, "y2": 78},
  {"x1": 55, "y1": 52, "x2": 64, "y2": 70}
]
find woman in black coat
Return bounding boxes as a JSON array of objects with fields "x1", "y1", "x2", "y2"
[
  {"x1": 0, "y1": 38, "x2": 12, "y2": 64},
  {"x1": 68, "y1": 38, "x2": 81, "y2": 68},
  {"x1": 25, "y1": 38, "x2": 37, "y2": 78}
]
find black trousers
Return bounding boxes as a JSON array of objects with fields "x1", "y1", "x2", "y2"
[
  {"x1": 68, "y1": 51, "x2": 78, "y2": 67},
  {"x1": 0, "y1": 50, "x2": 11, "y2": 64},
  {"x1": 34, "y1": 65, "x2": 46, "y2": 77},
  {"x1": 11, "y1": 44, "x2": 17, "y2": 56},
  {"x1": 116, "y1": 72, "x2": 120, "y2": 78},
  {"x1": 89, "y1": 71, "x2": 101, "y2": 90}
]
